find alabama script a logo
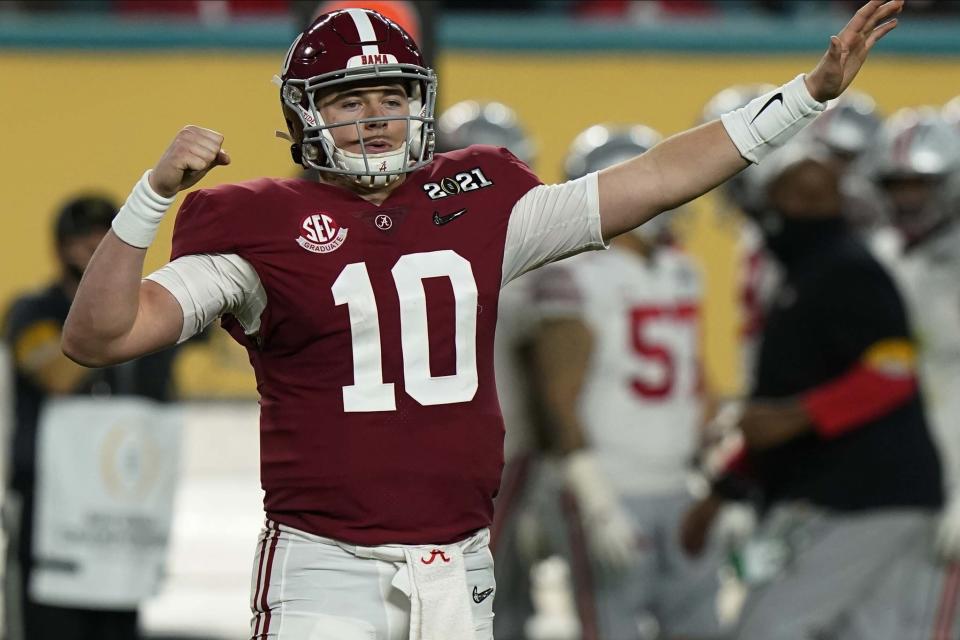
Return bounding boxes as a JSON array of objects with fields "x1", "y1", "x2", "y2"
[
  {"x1": 420, "y1": 548, "x2": 451, "y2": 565},
  {"x1": 297, "y1": 212, "x2": 348, "y2": 254}
]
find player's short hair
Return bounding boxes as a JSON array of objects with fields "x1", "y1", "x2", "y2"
[{"x1": 54, "y1": 194, "x2": 118, "y2": 245}]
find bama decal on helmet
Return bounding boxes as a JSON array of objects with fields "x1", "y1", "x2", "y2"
[
  {"x1": 341, "y1": 10, "x2": 401, "y2": 72},
  {"x1": 347, "y1": 53, "x2": 399, "y2": 68},
  {"x1": 297, "y1": 213, "x2": 349, "y2": 254}
]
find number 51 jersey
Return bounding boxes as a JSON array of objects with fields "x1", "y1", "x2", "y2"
[{"x1": 166, "y1": 146, "x2": 604, "y2": 545}]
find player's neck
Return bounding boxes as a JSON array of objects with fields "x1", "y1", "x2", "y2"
[{"x1": 322, "y1": 173, "x2": 407, "y2": 206}]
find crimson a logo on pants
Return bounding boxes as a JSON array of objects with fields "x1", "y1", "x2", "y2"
[
  {"x1": 420, "y1": 548, "x2": 451, "y2": 565},
  {"x1": 297, "y1": 212, "x2": 349, "y2": 254}
]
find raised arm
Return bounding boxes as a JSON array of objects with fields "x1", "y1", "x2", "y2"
[
  {"x1": 62, "y1": 126, "x2": 230, "y2": 366},
  {"x1": 598, "y1": 0, "x2": 903, "y2": 240}
]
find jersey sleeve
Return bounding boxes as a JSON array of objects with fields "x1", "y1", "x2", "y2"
[
  {"x1": 145, "y1": 254, "x2": 265, "y2": 343},
  {"x1": 169, "y1": 190, "x2": 241, "y2": 260},
  {"x1": 501, "y1": 172, "x2": 607, "y2": 286}
]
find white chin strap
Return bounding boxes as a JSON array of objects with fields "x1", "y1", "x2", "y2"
[
  {"x1": 318, "y1": 95, "x2": 426, "y2": 187},
  {"x1": 335, "y1": 147, "x2": 408, "y2": 187}
]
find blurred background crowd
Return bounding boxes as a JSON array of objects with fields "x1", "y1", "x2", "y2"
[{"x1": 1, "y1": 1, "x2": 960, "y2": 639}]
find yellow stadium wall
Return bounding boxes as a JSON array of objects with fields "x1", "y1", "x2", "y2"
[{"x1": 2, "y1": 52, "x2": 958, "y2": 397}]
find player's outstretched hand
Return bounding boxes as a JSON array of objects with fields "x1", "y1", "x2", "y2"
[
  {"x1": 149, "y1": 126, "x2": 231, "y2": 198},
  {"x1": 804, "y1": 0, "x2": 903, "y2": 103}
]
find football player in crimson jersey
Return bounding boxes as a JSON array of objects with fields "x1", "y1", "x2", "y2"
[{"x1": 62, "y1": 3, "x2": 902, "y2": 638}]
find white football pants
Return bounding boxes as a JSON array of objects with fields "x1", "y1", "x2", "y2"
[{"x1": 248, "y1": 521, "x2": 495, "y2": 640}]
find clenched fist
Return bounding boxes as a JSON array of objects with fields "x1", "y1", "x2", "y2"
[{"x1": 148, "y1": 126, "x2": 231, "y2": 198}]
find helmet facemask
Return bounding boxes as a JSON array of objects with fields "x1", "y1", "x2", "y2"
[{"x1": 281, "y1": 64, "x2": 437, "y2": 187}]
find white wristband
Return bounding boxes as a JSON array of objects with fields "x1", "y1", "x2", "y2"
[
  {"x1": 720, "y1": 74, "x2": 826, "y2": 164},
  {"x1": 111, "y1": 170, "x2": 176, "y2": 249}
]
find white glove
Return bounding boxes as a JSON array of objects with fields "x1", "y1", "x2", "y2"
[
  {"x1": 712, "y1": 502, "x2": 758, "y2": 550},
  {"x1": 563, "y1": 451, "x2": 643, "y2": 575},
  {"x1": 700, "y1": 400, "x2": 746, "y2": 478},
  {"x1": 936, "y1": 494, "x2": 960, "y2": 561},
  {"x1": 515, "y1": 508, "x2": 550, "y2": 565}
]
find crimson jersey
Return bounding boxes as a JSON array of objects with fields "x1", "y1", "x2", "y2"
[{"x1": 170, "y1": 147, "x2": 544, "y2": 545}]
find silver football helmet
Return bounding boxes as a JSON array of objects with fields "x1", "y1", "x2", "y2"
[
  {"x1": 565, "y1": 123, "x2": 678, "y2": 243},
  {"x1": 868, "y1": 108, "x2": 960, "y2": 179},
  {"x1": 806, "y1": 89, "x2": 881, "y2": 160},
  {"x1": 436, "y1": 100, "x2": 536, "y2": 167},
  {"x1": 564, "y1": 123, "x2": 661, "y2": 180},
  {"x1": 867, "y1": 107, "x2": 960, "y2": 244},
  {"x1": 701, "y1": 84, "x2": 777, "y2": 216}
]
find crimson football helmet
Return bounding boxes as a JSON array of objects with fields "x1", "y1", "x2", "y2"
[{"x1": 278, "y1": 8, "x2": 437, "y2": 186}]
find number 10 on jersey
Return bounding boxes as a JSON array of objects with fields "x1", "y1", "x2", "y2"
[{"x1": 332, "y1": 250, "x2": 480, "y2": 412}]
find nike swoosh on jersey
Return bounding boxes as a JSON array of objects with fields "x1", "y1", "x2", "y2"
[
  {"x1": 472, "y1": 585, "x2": 494, "y2": 604},
  {"x1": 433, "y1": 208, "x2": 468, "y2": 226},
  {"x1": 749, "y1": 92, "x2": 784, "y2": 124}
]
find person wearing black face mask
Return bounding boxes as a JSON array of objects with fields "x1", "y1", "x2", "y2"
[
  {"x1": 2, "y1": 196, "x2": 181, "y2": 640},
  {"x1": 680, "y1": 146, "x2": 954, "y2": 639}
]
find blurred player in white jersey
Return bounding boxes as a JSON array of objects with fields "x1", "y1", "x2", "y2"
[
  {"x1": 526, "y1": 124, "x2": 725, "y2": 640},
  {"x1": 437, "y1": 100, "x2": 553, "y2": 639},
  {"x1": 868, "y1": 108, "x2": 960, "y2": 563}
]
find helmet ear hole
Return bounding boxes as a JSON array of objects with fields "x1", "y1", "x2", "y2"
[
  {"x1": 283, "y1": 109, "x2": 304, "y2": 139},
  {"x1": 303, "y1": 144, "x2": 320, "y2": 161}
]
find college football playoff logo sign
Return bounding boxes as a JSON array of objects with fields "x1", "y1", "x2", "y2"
[{"x1": 297, "y1": 212, "x2": 348, "y2": 254}]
